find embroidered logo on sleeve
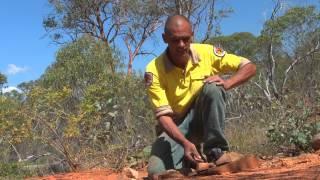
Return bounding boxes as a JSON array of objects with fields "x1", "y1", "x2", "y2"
[
  {"x1": 213, "y1": 46, "x2": 226, "y2": 57},
  {"x1": 144, "y1": 72, "x2": 153, "y2": 87}
]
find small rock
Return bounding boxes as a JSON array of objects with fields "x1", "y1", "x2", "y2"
[
  {"x1": 123, "y1": 167, "x2": 139, "y2": 179},
  {"x1": 312, "y1": 133, "x2": 320, "y2": 151},
  {"x1": 196, "y1": 162, "x2": 215, "y2": 171}
]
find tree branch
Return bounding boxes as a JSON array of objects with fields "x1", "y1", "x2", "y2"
[
  {"x1": 9, "y1": 141, "x2": 22, "y2": 162},
  {"x1": 281, "y1": 41, "x2": 320, "y2": 92}
]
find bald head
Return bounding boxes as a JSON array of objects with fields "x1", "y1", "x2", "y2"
[
  {"x1": 162, "y1": 15, "x2": 193, "y2": 68},
  {"x1": 164, "y1": 15, "x2": 192, "y2": 35}
]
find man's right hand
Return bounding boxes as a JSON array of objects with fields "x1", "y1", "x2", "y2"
[
  {"x1": 183, "y1": 141, "x2": 203, "y2": 164},
  {"x1": 158, "y1": 115, "x2": 203, "y2": 164}
]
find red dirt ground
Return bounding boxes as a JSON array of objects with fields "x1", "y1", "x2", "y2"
[{"x1": 27, "y1": 152, "x2": 320, "y2": 180}]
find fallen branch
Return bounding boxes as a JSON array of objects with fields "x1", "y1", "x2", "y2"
[{"x1": 226, "y1": 114, "x2": 242, "y2": 122}]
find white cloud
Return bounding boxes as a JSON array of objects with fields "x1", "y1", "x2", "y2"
[
  {"x1": 6, "y1": 64, "x2": 28, "y2": 75},
  {"x1": 2, "y1": 86, "x2": 22, "y2": 93}
]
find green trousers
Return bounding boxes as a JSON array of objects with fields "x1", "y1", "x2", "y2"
[{"x1": 148, "y1": 83, "x2": 229, "y2": 175}]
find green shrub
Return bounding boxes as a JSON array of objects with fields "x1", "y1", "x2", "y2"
[
  {"x1": 0, "y1": 162, "x2": 35, "y2": 179},
  {"x1": 267, "y1": 106, "x2": 320, "y2": 151}
]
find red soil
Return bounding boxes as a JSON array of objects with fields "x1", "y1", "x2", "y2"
[{"x1": 27, "y1": 152, "x2": 320, "y2": 180}]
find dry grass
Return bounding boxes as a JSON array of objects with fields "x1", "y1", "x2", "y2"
[{"x1": 225, "y1": 115, "x2": 275, "y2": 155}]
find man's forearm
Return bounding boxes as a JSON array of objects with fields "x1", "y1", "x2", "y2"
[
  {"x1": 224, "y1": 62, "x2": 256, "y2": 90},
  {"x1": 158, "y1": 115, "x2": 190, "y2": 146}
]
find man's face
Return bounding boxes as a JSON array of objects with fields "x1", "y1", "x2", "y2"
[{"x1": 163, "y1": 20, "x2": 193, "y2": 60}]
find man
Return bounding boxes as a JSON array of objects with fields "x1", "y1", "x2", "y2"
[{"x1": 145, "y1": 15, "x2": 256, "y2": 176}]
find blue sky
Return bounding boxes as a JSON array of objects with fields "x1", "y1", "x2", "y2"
[
  {"x1": 0, "y1": 0, "x2": 58, "y2": 91},
  {"x1": 1, "y1": 0, "x2": 319, "y2": 92}
]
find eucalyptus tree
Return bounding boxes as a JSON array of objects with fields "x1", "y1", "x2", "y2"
[
  {"x1": 0, "y1": 73, "x2": 7, "y2": 93},
  {"x1": 160, "y1": 0, "x2": 233, "y2": 42},
  {"x1": 207, "y1": 32, "x2": 258, "y2": 59},
  {"x1": 256, "y1": 2, "x2": 320, "y2": 101},
  {"x1": 44, "y1": 0, "x2": 232, "y2": 75}
]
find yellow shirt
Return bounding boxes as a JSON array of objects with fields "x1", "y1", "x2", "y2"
[{"x1": 145, "y1": 43, "x2": 243, "y2": 118}]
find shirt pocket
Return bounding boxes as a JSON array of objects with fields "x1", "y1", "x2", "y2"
[{"x1": 190, "y1": 70, "x2": 210, "y2": 94}]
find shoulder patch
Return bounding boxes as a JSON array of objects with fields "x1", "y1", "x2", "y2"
[
  {"x1": 213, "y1": 46, "x2": 226, "y2": 57},
  {"x1": 144, "y1": 72, "x2": 153, "y2": 87}
]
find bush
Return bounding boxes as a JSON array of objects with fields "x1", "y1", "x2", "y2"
[
  {"x1": 267, "y1": 105, "x2": 320, "y2": 151},
  {"x1": 0, "y1": 162, "x2": 35, "y2": 179}
]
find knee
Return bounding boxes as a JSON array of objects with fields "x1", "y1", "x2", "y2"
[
  {"x1": 147, "y1": 156, "x2": 166, "y2": 176},
  {"x1": 202, "y1": 83, "x2": 225, "y2": 100}
]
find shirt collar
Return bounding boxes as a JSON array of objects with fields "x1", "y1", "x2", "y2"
[{"x1": 163, "y1": 44, "x2": 200, "y2": 72}]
